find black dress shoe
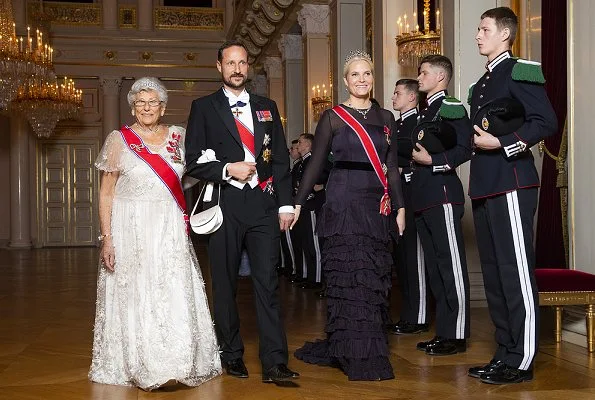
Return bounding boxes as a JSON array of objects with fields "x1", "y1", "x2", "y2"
[
  {"x1": 389, "y1": 321, "x2": 430, "y2": 335},
  {"x1": 262, "y1": 364, "x2": 300, "y2": 383},
  {"x1": 468, "y1": 359, "x2": 505, "y2": 378},
  {"x1": 290, "y1": 275, "x2": 306, "y2": 284},
  {"x1": 315, "y1": 288, "x2": 326, "y2": 298},
  {"x1": 480, "y1": 365, "x2": 533, "y2": 385},
  {"x1": 425, "y1": 337, "x2": 467, "y2": 355},
  {"x1": 224, "y1": 358, "x2": 249, "y2": 378},
  {"x1": 416, "y1": 336, "x2": 439, "y2": 351}
]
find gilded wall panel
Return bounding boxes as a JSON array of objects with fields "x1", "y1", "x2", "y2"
[{"x1": 154, "y1": 7, "x2": 224, "y2": 30}]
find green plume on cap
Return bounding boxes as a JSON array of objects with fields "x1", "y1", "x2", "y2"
[
  {"x1": 512, "y1": 59, "x2": 546, "y2": 84},
  {"x1": 440, "y1": 97, "x2": 466, "y2": 119},
  {"x1": 467, "y1": 83, "x2": 476, "y2": 105}
]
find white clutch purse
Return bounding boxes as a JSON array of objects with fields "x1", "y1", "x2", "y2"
[{"x1": 190, "y1": 182, "x2": 222, "y2": 235}]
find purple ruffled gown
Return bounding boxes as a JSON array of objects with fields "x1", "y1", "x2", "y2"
[{"x1": 294, "y1": 105, "x2": 404, "y2": 381}]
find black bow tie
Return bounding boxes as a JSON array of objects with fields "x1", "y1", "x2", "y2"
[{"x1": 230, "y1": 101, "x2": 247, "y2": 108}]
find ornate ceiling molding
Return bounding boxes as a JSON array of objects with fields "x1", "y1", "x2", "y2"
[{"x1": 228, "y1": 0, "x2": 300, "y2": 65}]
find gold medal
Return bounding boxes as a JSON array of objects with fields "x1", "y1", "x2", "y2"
[
  {"x1": 482, "y1": 116, "x2": 490, "y2": 131},
  {"x1": 262, "y1": 148, "x2": 272, "y2": 163}
]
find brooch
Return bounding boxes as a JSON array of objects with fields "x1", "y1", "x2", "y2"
[
  {"x1": 263, "y1": 133, "x2": 271, "y2": 146},
  {"x1": 384, "y1": 125, "x2": 391, "y2": 145},
  {"x1": 262, "y1": 148, "x2": 272, "y2": 163},
  {"x1": 166, "y1": 132, "x2": 183, "y2": 164}
]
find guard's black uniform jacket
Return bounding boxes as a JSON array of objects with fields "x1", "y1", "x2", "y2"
[
  {"x1": 468, "y1": 51, "x2": 557, "y2": 199},
  {"x1": 396, "y1": 108, "x2": 418, "y2": 184},
  {"x1": 291, "y1": 157, "x2": 303, "y2": 196},
  {"x1": 411, "y1": 90, "x2": 473, "y2": 212}
]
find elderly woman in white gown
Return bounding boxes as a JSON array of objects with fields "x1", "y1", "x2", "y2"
[{"x1": 89, "y1": 77, "x2": 221, "y2": 390}]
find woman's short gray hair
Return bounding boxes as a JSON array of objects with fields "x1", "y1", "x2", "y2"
[{"x1": 127, "y1": 77, "x2": 168, "y2": 107}]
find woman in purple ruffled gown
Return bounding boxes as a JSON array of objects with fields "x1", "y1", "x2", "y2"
[{"x1": 291, "y1": 51, "x2": 405, "y2": 381}]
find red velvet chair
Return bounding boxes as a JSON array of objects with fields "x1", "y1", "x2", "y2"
[{"x1": 535, "y1": 268, "x2": 595, "y2": 353}]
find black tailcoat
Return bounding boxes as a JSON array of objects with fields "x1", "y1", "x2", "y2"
[{"x1": 184, "y1": 87, "x2": 292, "y2": 369}]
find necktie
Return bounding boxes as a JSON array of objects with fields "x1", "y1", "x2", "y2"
[{"x1": 230, "y1": 101, "x2": 247, "y2": 108}]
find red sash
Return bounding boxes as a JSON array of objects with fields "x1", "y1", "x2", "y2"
[
  {"x1": 332, "y1": 105, "x2": 391, "y2": 215},
  {"x1": 233, "y1": 118, "x2": 273, "y2": 192},
  {"x1": 119, "y1": 125, "x2": 189, "y2": 231},
  {"x1": 234, "y1": 118, "x2": 255, "y2": 157}
]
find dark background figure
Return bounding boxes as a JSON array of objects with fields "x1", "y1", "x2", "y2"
[
  {"x1": 293, "y1": 133, "x2": 330, "y2": 290},
  {"x1": 289, "y1": 139, "x2": 306, "y2": 284},
  {"x1": 388, "y1": 78, "x2": 429, "y2": 336},
  {"x1": 278, "y1": 139, "x2": 300, "y2": 278}
]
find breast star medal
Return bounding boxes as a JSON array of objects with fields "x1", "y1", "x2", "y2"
[{"x1": 262, "y1": 148, "x2": 272, "y2": 163}]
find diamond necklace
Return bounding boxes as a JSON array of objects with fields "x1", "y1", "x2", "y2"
[
  {"x1": 135, "y1": 123, "x2": 161, "y2": 134},
  {"x1": 348, "y1": 102, "x2": 372, "y2": 119}
]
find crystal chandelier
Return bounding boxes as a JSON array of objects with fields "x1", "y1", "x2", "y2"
[
  {"x1": 11, "y1": 77, "x2": 82, "y2": 138},
  {"x1": 396, "y1": 0, "x2": 441, "y2": 67},
  {"x1": 0, "y1": 0, "x2": 53, "y2": 110}
]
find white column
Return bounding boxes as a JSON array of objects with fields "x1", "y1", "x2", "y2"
[
  {"x1": 9, "y1": 116, "x2": 32, "y2": 249},
  {"x1": 102, "y1": 0, "x2": 118, "y2": 31},
  {"x1": 569, "y1": 0, "x2": 595, "y2": 275},
  {"x1": 298, "y1": 4, "x2": 330, "y2": 132},
  {"x1": 250, "y1": 74, "x2": 268, "y2": 97},
  {"x1": 329, "y1": 0, "x2": 366, "y2": 104},
  {"x1": 100, "y1": 77, "x2": 122, "y2": 139},
  {"x1": 138, "y1": 0, "x2": 153, "y2": 32},
  {"x1": 373, "y1": 0, "x2": 414, "y2": 113},
  {"x1": 279, "y1": 34, "x2": 304, "y2": 142},
  {"x1": 263, "y1": 56, "x2": 285, "y2": 124}
]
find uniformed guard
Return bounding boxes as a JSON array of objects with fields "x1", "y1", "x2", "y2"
[
  {"x1": 289, "y1": 142, "x2": 306, "y2": 283},
  {"x1": 388, "y1": 79, "x2": 429, "y2": 335},
  {"x1": 293, "y1": 133, "x2": 329, "y2": 290},
  {"x1": 411, "y1": 55, "x2": 472, "y2": 356},
  {"x1": 279, "y1": 139, "x2": 300, "y2": 278},
  {"x1": 468, "y1": 7, "x2": 557, "y2": 385}
]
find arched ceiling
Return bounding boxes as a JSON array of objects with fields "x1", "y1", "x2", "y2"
[{"x1": 227, "y1": 0, "x2": 328, "y2": 67}]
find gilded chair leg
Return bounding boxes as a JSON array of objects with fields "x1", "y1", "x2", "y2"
[
  {"x1": 587, "y1": 304, "x2": 594, "y2": 353},
  {"x1": 554, "y1": 305, "x2": 563, "y2": 343}
]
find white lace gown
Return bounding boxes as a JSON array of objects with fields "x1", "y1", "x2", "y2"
[{"x1": 89, "y1": 126, "x2": 222, "y2": 390}]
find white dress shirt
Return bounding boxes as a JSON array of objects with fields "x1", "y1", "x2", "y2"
[{"x1": 221, "y1": 87, "x2": 294, "y2": 214}]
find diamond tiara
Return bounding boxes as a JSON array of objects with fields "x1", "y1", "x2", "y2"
[
  {"x1": 344, "y1": 50, "x2": 372, "y2": 65},
  {"x1": 138, "y1": 79, "x2": 162, "y2": 91}
]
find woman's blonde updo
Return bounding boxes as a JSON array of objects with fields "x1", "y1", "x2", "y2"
[{"x1": 343, "y1": 50, "x2": 374, "y2": 78}]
